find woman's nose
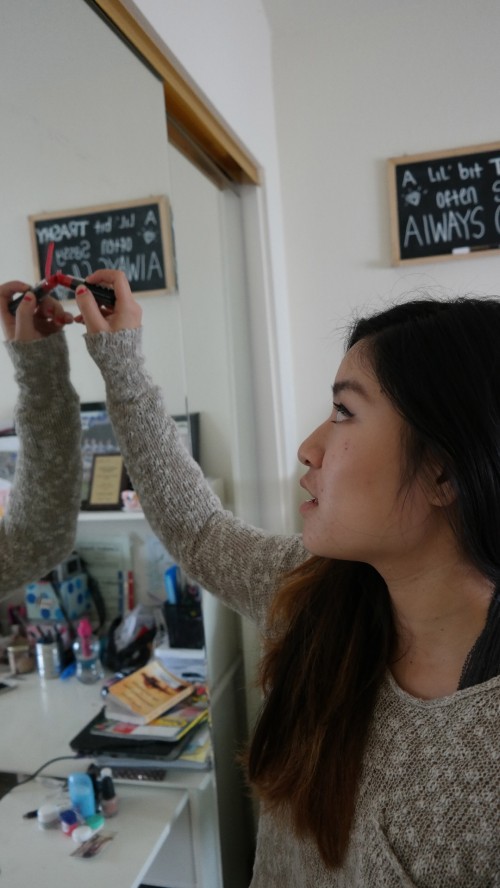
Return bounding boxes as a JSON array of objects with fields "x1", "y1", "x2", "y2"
[{"x1": 298, "y1": 422, "x2": 327, "y2": 467}]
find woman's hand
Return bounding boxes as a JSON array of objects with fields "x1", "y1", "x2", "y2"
[
  {"x1": 75, "y1": 269, "x2": 142, "y2": 333},
  {"x1": 0, "y1": 280, "x2": 73, "y2": 342}
]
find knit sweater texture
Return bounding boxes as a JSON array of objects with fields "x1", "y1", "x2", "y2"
[
  {"x1": 86, "y1": 327, "x2": 500, "y2": 887},
  {"x1": 0, "y1": 333, "x2": 82, "y2": 595}
]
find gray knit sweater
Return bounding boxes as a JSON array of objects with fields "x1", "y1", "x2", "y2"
[
  {"x1": 0, "y1": 333, "x2": 82, "y2": 595},
  {"x1": 87, "y1": 327, "x2": 500, "y2": 888}
]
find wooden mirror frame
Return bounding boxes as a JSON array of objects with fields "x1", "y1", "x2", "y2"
[{"x1": 91, "y1": 0, "x2": 261, "y2": 187}]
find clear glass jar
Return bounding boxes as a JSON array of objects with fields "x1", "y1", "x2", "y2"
[
  {"x1": 73, "y1": 618, "x2": 103, "y2": 684},
  {"x1": 7, "y1": 641, "x2": 35, "y2": 675}
]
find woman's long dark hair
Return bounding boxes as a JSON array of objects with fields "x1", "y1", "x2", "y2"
[{"x1": 247, "y1": 296, "x2": 500, "y2": 868}]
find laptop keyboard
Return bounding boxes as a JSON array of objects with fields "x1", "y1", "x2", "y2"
[{"x1": 107, "y1": 766, "x2": 170, "y2": 785}]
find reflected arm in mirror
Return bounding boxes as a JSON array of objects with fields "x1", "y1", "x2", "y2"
[
  {"x1": 0, "y1": 280, "x2": 74, "y2": 342},
  {"x1": 0, "y1": 282, "x2": 82, "y2": 596},
  {"x1": 74, "y1": 270, "x2": 141, "y2": 333}
]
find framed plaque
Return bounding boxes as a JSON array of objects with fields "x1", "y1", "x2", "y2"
[{"x1": 87, "y1": 454, "x2": 126, "y2": 510}]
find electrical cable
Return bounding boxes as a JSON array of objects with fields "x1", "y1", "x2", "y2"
[{"x1": 6, "y1": 754, "x2": 85, "y2": 795}]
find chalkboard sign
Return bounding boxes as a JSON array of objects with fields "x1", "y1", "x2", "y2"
[
  {"x1": 388, "y1": 142, "x2": 500, "y2": 264},
  {"x1": 29, "y1": 196, "x2": 176, "y2": 295}
]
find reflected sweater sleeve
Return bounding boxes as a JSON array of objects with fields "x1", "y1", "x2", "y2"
[
  {"x1": 0, "y1": 334, "x2": 82, "y2": 595},
  {"x1": 85, "y1": 327, "x2": 306, "y2": 628}
]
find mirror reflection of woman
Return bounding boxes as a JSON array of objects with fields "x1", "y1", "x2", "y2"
[
  {"x1": 0, "y1": 282, "x2": 81, "y2": 595},
  {"x1": 76, "y1": 270, "x2": 500, "y2": 887}
]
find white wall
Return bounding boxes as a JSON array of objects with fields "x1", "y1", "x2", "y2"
[
  {"x1": 268, "y1": 0, "x2": 500, "y2": 456},
  {"x1": 129, "y1": 0, "x2": 500, "y2": 533}
]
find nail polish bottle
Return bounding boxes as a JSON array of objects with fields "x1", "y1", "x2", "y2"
[{"x1": 100, "y1": 767, "x2": 118, "y2": 817}]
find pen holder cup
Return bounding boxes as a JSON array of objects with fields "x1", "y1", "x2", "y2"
[
  {"x1": 35, "y1": 641, "x2": 61, "y2": 679},
  {"x1": 163, "y1": 603, "x2": 204, "y2": 649}
]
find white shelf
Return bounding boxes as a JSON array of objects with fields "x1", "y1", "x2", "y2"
[
  {"x1": 77, "y1": 478, "x2": 224, "y2": 523},
  {"x1": 78, "y1": 510, "x2": 146, "y2": 521}
]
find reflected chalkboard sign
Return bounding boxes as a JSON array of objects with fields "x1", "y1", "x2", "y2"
[
  {"x1": 29, "y1": 196, "x2": 176, "y2": 295},
  {"x1": 388, "y1": 142, "x2": 500, "y2": 264}
]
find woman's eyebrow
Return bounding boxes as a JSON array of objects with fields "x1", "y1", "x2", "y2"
[{"x1": 332, "y1": 379, "x2": 370, "y2": 400}]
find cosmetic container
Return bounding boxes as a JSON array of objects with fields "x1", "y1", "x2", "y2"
[
  {"x1": 59, "y1": 809, "x2": 79, "y2": 836},
  {"x1": 7, "y1": 641, "x2": 34, "y2": 675},
  {"x1": 37, "y1": 804, "x2": 60, "y2": 829},
  {"x1": 100, "y1": 767, "x2": 118, "y2": 817},
  {"x1": 73, "y1": 618, "x2": 103, "y2": 684},
  {"x1": 68, "y1": 773, "x2": 96, "y2": 819}
]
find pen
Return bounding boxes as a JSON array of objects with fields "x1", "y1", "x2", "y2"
[
  {"x1": 36, "y1": 625, "x2": 52, "y2": 643},
  {"x1": 117, "y1": 570, "x2": 125, "y2": 617},
  {"x1": 62, "y1": 275, "x2": 116, "y2": 307},
  {"x1": 127, "y1": 570, "x2": 135, "y2": 611}
]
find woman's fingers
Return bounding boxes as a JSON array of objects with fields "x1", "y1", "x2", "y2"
[
  {"x1": 0, "y1": 283, "x2": 73, "y2": 341},
  {"x1": 14, "y1": 292, "x2": 43, "y2": 341},
  {"x1": 74, "y1": 284, "x2": 110, "y2": 334},
  {"x1": 35, "y1": 296, "x2": 74, "y2": 332},
  {"x1": 78, "y1": 270, "x2": 142, "y2": 331},
  {"x1": 0, "y1": 280, "x2": 30, "y2": 340}
]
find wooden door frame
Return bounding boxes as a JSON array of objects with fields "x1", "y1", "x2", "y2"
[{"x1": 91, "y1": 0, "x2": 261, "y2": 186}]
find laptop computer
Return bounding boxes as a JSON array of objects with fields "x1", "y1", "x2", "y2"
[{"x1": 69, "y1": 707, "x2": 194, "y2": 767}]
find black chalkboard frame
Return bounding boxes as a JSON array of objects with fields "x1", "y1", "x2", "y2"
[
  {"x1": 388, "y1": 141, "x2": 500, "y2": 266},
  {"x1": 29, "y1": 195, "x2": 176, "y2": 296}
]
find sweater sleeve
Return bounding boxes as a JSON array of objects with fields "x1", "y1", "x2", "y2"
[
  {"x1": 85, "y1": 327, "x2": 307, "y2": 628},
  {"x1": 0, "y1": 333, "x2": 82, "y2": 596}
]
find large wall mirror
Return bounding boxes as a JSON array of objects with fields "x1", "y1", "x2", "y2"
[
  {"x1": 0, "y1": 0, "x2": 260, "y2": 512},
  {"x1": 0, "y1": 0, "x2": 186, "y2": 416},
  {"x1": 0, "y1": 1, "x2": 258, "y2": 884}
]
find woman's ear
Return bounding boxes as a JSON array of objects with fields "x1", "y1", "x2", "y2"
[{"x1": 429, "y1": 470, "x2": 457, "y2": 507}]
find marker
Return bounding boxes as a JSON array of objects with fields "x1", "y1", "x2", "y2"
[
  {"x1": 452, "y1": 245, "x2": 500, "y2": 254},
  {"x1": 164, "y1": 565, "x2": 179, "y2": 604},
  {"x1": 117, "y1": 570, "x2": 125, "y2": 617},
  {"x1": 8, "y1": 272, "x2": 115, "y2": 315}
]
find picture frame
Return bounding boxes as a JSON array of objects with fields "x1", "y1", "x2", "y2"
[
  {"x1": 387, "y1": 140, "x2": 500, "y2": 265},
  {"x1": 80, "y1": 403, "x2": 201, "y2": 510},
  {"x1": 80, "y1": 402, "x2": 120, "y2": 507},
  {"x1": 172, "y1": 413, "x2": 200, "y2": 464},
  {"x1": 87, "y1": 454, "x2": 127, "y2": 510},
  {"x1": 0, "y1": 435, "x2": 20, "y2": 518},
  {"x1": 29, "y1": 195, "x2": 176, "y2": 297}
]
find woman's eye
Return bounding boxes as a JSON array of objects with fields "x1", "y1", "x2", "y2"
[{"x1": 332, "y1": 402, "x2": 352, "y2": 423}]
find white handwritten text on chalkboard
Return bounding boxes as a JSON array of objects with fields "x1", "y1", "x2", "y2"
[
  {"x1": 388, "y1": 143, "x2": 500, "y2": 263},
  {"x1": 30, "y1": 197, "x2": 175, "y2": 294}
]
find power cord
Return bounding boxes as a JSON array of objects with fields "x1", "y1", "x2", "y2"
[{"x1": 7, "y1": 754, "x2": 85, "y2": 794}]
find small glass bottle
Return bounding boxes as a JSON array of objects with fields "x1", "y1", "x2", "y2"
[
  {"x1": 73, "y1": 618, "x2": 103, "y2": 684},
  {"x1": 100, "y1": 767, "x2": 118, "y2": 817}
]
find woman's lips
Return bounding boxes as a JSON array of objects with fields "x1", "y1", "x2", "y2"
[{"x1": 299, "y1": 496, "x2": 318, "y2": 515}]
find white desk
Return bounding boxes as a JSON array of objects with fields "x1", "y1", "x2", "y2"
[
  {"x1": 0, "y1": 670, "x2": 105, "y2": 774},
  {"x1": 0, "y1": 777, "x2": 187, "y2": 888},
  {"x1": 0, "y1": 672, "x2": 209, "y2": 888}
]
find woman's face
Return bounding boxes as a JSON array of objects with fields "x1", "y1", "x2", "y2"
[{"x1": 298, "y1": 343, "x2": 443, "y2": 573}]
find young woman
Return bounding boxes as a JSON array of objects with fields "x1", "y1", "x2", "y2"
[
  {"x1": 0, "y1": 281, "x2": 81, "y2": 595},
  {"x1": 76, "y1": 270, "x2": 499, "y2": 886}
]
